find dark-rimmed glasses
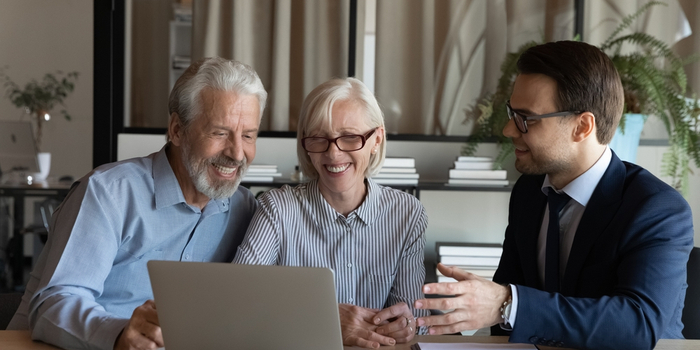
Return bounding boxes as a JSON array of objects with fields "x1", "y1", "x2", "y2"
[
  {"x1": 302, "y1": 128, "x2": 377, "y2": 153},
  {"x1": 506, "y1": 100, "x2": 581, "y2": 133}
]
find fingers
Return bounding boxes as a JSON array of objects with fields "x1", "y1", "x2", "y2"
[
  {"x1": 372, "y1": 302, "x2": 411, "y2": 325},
  {"x1": 436, "y1": 263, "x2": 482, "y2": 282},
  {"x1": 385, "y1": 323, "x2": 416, "y2": 344},
  {"x1": 345, "y1": 328, "x2": 397, "y2": 348},
  {"x1": 115, "y1": 300, "x2": 164, "y2": 350}
]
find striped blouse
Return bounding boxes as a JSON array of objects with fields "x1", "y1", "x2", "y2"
[{"x1": 233, "y1": 178, "x2": 429, "y2": 330}]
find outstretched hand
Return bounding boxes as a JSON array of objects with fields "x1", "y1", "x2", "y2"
[
  {"x1": 413, "y1": 263, "x2": 511, "y2": 335},
  {"x1": 114, "y1": 300, "x2": 164, "y2": 350}
]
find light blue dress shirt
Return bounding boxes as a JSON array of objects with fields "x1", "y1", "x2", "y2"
[{"x1": 7, "y1": 146, "x2": 258, "y2": 350}]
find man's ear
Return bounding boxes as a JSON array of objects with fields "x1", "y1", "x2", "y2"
[
  {"x1": 572, "y1": 112, "x2": 596, "y2": 143},
  {"x1": 169, "y1": 113, "x2": 183, "y2": 146}
]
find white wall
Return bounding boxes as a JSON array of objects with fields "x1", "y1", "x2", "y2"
[{"x1": 0, "y1": 0, "x2": 94, "y2": 181}]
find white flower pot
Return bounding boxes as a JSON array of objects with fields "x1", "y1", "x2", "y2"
[{"x1": 33, "y1": 152, "x2": 51, "y2": 182}]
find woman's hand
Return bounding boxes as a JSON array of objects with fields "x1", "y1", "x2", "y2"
[
  {"x1": 338, "y1": 303, "x2": 396, "y2": 348},
  {"x1": 373, "y1": 302, "x2": 416, "y2": 344}
]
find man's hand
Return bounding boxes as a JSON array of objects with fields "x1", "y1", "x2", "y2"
[
  {"x1": 338, "y1": 303, "x2": 396, "y2": 349},
  {"x1": 413, "y1": 263, "x2": 511, "y2": 335},
  {"x1": 114, "y1": 300, "x2": 164, "y2": 350},
  {"x1": 373, "y1": 302, "x2": 416, "y2": 344}
]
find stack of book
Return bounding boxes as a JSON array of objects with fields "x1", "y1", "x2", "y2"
[
  {"x1": 372, "y1": 157, "x2": 419, "y2": 185},
  {"x1": 436, "y1": 242, "x2": 503, "y2": 282},
  {"x1": 447, "y1": 156, "x2": 508, "y2": 186},
  {"x1": 242, "y1": 164, "x2": 282, "y2": 183}
]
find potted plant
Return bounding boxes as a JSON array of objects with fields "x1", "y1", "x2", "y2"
[
  {"x1": 463, "y1": 1, "x2": 700, "y2": 195},
  {"x1": 1, "y1": 68, "x2": 79, "y2": 181}
]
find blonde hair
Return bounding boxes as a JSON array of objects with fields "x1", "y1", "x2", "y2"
[{"x1": 297, "y1": 78, "x2": 386, "y2": 180}]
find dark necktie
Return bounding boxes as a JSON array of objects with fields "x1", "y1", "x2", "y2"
[{"x1": 545, "y1": 188, "x2": 571, "y2": 293}]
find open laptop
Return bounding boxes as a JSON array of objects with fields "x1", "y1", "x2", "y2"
[
  {"x1": 0, "y1": 121, "x2": 39, "y2": 175},
  {"x1": 147, "y1": 260, "x2": 344, "y2": 350}
]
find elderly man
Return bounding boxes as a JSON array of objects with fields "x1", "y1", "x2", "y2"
[
  {"x1": 8, "y1": 57, "x2": 267, "y2": 350},
  {"x1": 414, "y1": 41, "x2": 693, "y2": 350}
]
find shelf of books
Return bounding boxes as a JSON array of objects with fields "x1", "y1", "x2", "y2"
[
  {"x1": 435, "y1": 242, "x2": 503, "y2": 282},
  {"x1": 447, "y1": 156, "x2": 509, "y2": 187},
  {"x1": 372, "y1": 157, "x2": 419, "y2": 186},
  {"x1": 241, "y1": 164, "x2": 283, "y2": 183}
]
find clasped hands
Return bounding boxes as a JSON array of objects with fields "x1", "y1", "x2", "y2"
[
  {"x1": 413, "y1": 263, "x2": 511, "y2": 335},
  {"x1": 339, "y1": 302, "x2": 416, "y2": 348}
]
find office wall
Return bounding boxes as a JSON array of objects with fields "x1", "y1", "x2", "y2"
[{"x1": 0, "y1": 0, "x2": 93, "y2": 181}]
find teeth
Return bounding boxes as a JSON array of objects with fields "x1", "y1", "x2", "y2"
[
  {"x1": 213, "y1": 164, "x2": 236, "y2": 175},
  {"x1": 326, "y1": 164, "x2": 349, "y2": 173}
]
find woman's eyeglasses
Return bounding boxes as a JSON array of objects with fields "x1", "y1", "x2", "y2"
[{"x1": 301, "y1": 128, "x2": 377, "y2": 153}]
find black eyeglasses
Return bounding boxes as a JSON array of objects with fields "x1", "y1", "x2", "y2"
[
  {"x1": 506, "y1": 100, "x2": 581, "y2": 133},
  {"x1": 301, "y1": 128, "x2": 377, "y2": 153}
]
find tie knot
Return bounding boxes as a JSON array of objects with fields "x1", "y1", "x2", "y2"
[{"x1": 547, "y1": 188, "x2": 571, "y2": 214}]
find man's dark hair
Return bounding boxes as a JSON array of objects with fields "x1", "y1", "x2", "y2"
[{"x1": 517, "y1": 41, "x2": 624, "y2": 144}]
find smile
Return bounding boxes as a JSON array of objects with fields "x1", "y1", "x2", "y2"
[
  {"x1": 325, "y1": 164, "x2": 350, "y2": 173},
  {"x1": 213, "y1": 163, "x2": 237, "y2": 175}
]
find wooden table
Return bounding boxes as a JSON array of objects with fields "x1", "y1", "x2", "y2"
[{"x1": 3, "y1": 331, "x2": 700, "y2": 350}]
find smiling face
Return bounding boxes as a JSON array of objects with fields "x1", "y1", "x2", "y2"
[
  {"x1": 308, "y1": 99, "x2": 383, "y2": 201},
  {"x1": 171, "y1": 88, "x2": 260, "y2": 202},
  {"x1": 503, "y1": 73, "x2": 576, "y2": 177}
]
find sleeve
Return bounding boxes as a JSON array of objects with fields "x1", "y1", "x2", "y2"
[
  {"x1": 232, "y1": 191, "x2": 282, "y2": 265},
  {"x1": 385, "y1": 200, "x2": 430, "y2": 335},
  {"x1": 26, "y1": 177, "x2": 130, "y2": 350},
  {"x1": 508, "y1": 189, "x2": 694, "y2": 350}
]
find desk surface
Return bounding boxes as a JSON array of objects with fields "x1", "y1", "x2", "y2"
[{"x1": 2, "y1": 331, "x2": 699, "y2": 350}]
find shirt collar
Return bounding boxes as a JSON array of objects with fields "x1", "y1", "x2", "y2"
[
  {"x1": 308, "y1": 178, "x2": 378, "y2": 226},
  {"x1": 153, "y1": 145, "x2": 229, "y2": 213},
  {"x1": 541, "y1": 146, "x2": 612, "y2": 207}
]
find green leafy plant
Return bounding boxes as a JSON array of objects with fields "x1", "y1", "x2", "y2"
[
  {"x1": 0, "y1": 68, "x2": 79, "y2": 151},
  {"x1": 463, "y1": 1, "x2": 700, "y2": 194}
]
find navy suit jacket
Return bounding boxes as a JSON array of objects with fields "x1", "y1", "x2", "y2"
[{"x1": 492, "y1": 152, "x2": 694, "y2": 350}]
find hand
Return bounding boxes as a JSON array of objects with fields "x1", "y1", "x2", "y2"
[
  {"x1": 413, "y1": 263, "x2": 510, "y2": 335},
  {"x1": 373, "y1": 302, "x2": 416, "y2": 344},
  {"x1": 114, "y1": 300, "x2": 164, "y2": 350},
  {"x1": 338, "y1": 303, "x2": 396, "y2": 349}
]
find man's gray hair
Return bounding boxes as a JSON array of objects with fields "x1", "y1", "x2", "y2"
[{"x1": 168, "y1": 57, "x2": 267, "y2": 130}]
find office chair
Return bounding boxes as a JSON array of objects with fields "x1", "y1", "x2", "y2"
[
  {"x1": 21, "y1": 198, "x2": 60, "y2": 245},
  {"x1": 683, "y1": 247, "x2": 700, "y2": 339},
  {"x1": 0, "y1": 292, "x2": 22, "y2": 330}
]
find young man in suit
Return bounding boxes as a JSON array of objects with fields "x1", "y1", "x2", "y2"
[{"x1": 414, "y1": 41, "x2": 694, "y2": 350}]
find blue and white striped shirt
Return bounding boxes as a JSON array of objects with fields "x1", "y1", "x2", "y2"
[{"x1": 233, "y1": 178, "x2": 429, "y2": 327}]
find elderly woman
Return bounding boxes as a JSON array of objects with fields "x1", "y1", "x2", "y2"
[{"x1": 233, "y1": 77, "x2": 428, "y2": 348}]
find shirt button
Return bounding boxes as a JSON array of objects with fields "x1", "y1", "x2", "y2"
[
  {"x1": 185, "y1": 254, "x2": 190, "y2": 260},
  {"x1": 347, "y1": 263, "x2": 353, "y2": 268},
  {"x1": 349, "y1": 298, "x2": 354, "y2": 302}
]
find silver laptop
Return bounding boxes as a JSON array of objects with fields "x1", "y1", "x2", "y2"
[
  {"x1": 147, "y1": 261, "x2": 344, "y2": 350},
  {"x1": 0, "y1": 121, "x2": 39, "y2": 174}
]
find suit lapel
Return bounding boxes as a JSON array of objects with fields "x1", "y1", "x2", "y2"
[
  {"x1": 516, "y1": 175, "x2": 548, "y2": 287},
  {"x1": 561, "y1": 152, "x2": 626, "y2": 294}
]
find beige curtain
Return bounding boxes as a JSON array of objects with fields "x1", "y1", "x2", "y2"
[
  {"x1": 374, "y1": 0, "x2": 574, "y2": 136},
  {"x1": 192, "y1": 0, "x2": 350, "y2": 131},
  {"x1": 374, "y1": 0, "x2": 699, "y2": 137}
]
